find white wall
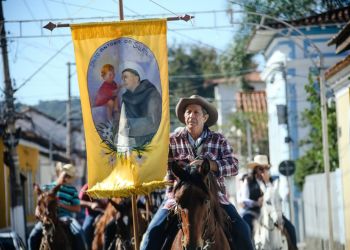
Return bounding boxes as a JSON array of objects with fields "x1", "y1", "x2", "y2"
[{"x1": 303, "y1": 169, "x2": 345, "y2": 244}]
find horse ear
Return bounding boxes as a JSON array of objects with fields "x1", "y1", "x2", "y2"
[
  {"x1": 33, "y1": 183, "x2": 42, "y2": 195},
  {"x1": 171, "y1": 161, "x2": 189, "y2": 181},
  {"x1": 198, "y1": 158, "x2": 210, "y2": 177}
]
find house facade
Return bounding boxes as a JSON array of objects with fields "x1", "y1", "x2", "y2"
[
  {"x1": 0, "y1": 106, "x2": 85, "y2": 232},
  {"x1": 247, "y1": 6, "x2": 350, "y2": 241},
  {"x1": 326, "y1": 20, "x2": 350, "y2": 248}
]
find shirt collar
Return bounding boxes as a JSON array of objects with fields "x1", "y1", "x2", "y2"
[{"x1": 187, "y1": 129, "x2": 207, "y2": 148}]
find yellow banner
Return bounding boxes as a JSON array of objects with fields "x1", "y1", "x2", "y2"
[
  {"x1": 17, "y1": 144, "x2": 39, "y2": 172},
  {"x1": 71, "y1": 20, "x2": 169, "y2": 198}
]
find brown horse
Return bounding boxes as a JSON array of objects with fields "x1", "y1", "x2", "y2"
[
  {"x1": 92, "y1": 197, "x2": 148, "y2": 250},
  {"x1": 170, "y1": 159, "x2": 231, "y2": 250},
  {"x1": 34, "y1": 183, "x2": 73, "y2": 250}
]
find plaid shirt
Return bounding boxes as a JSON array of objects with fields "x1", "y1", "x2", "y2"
[{"x1": 164, "y1": 127, "x2": 239, "y2": 208}]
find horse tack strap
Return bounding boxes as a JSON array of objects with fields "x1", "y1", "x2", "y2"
[{"x1": 180, "y1": 208, "x2": 190, "y2": 245}]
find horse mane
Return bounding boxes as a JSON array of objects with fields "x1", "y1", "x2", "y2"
[
  {"x1": 92, "y1": 198, "x2": 121, "y2": 250},
  {"x1": 173, "y1": 165, "x2": 225, "y2": 228},
  {"x1": 206, "y1": 171, "x2": 225, "y2": 227}
]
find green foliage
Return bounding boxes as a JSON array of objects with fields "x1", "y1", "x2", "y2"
[
  {"x1": 168, "y1": 44, "x2": 218, "y2": 128},
  {"x1": 220, "y1": 34, "x2": 255, "y2": 91},
  {"x1": 233, "y1": 0, "x2": 350, "y2": 23},
  {"x1": 227, "y1": 111, "x2": 269, "y2": 161},
  {"x1": 294, "y1": 74, "x2": 338, "y2": 188}
]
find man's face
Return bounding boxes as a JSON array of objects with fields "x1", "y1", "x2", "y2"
[
  {"x1": 103, "y1": 70, "x2": 115, "y2": 83},
  {"x1": 122, "y1": 71, "x2": 139, "y2": 92},
  {"x1": 184, "y1": 104, "x2": 209, "y2": 131}
]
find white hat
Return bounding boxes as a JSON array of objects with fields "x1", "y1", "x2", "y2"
[
  {"x1": 119, "y1": 61, "x2": 145, "y2": 81},
  {"x1": 247, "y1": 155, "x2": 270, "y2": 169},
  {"x1": 60, "y1": 164, "x2": 76, "y2": 178}
]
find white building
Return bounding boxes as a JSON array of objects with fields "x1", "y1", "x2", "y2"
[{"x1": 247, "y1": 6, "x2": 350, "y2": 239}]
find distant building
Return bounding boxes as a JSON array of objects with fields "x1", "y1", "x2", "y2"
[
  {"x1": 0, "y1": 106, "x2": 85, "y2": 230},
  {"x1": 206, "y1": 71, "x2": 265, "y2": 127},
  {"x1": 326, "y1": 20, "x2": 350, "y2": 249}
]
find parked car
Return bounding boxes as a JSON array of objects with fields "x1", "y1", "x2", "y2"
[{"x1": 0, "y1": 232, "x2": 26, "y2": 250}]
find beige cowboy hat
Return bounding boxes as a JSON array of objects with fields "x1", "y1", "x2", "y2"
[
  {"x1": 175, "y1": 95, "x2": 218, "y2": 127},
  {"x1": 60, "y1": 163, "x2": 76, "y2": 178},
  {"x1": 247, "y1": 155, "x2": 271, "y2": 169}
]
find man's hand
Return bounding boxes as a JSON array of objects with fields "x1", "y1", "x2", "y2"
[
  {"x1": 90, "y1": 202, "x2": 99, "y2": 210},
  {"x1": 57, "y1": 172, "x2": 67, "y2": 185},
  {"x1": 189, "y1": 159, "x2": 218, "y2": 173}
]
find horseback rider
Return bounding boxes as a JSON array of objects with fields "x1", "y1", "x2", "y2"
[
  {"x1": 238, "y1": 155, "x2": 268, "y2": 233},
  {"x1": 239, "y1": 155, "x2": 298, "y2": 249},
  {"x1": 140, "y1": 95, "x2": 254, "y2": 250},
  {"x1": 28, "y1": 163, "x2": 87, "y2": 250},
  {"x1": 79, "y1": 183, "x2": 108, "y2": 250}
]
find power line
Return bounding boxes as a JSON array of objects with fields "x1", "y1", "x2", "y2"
[
  {"x1": 47, "y1": 0, "x2": 117, "y2": 14},
  {"x1": 15, "y1": 41, "x2": 71, "y2": 91}
]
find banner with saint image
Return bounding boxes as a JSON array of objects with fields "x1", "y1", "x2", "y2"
[{"x1": 71, "y1": 19, "x2": 169, "y2": 197}]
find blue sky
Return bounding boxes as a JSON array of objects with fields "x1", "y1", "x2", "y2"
[{"x1": 2, "y1": 0, "x2": 240, "y2": 105}]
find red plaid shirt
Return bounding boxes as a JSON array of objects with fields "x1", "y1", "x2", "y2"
[{"x1": 164, "y1": 127, "x2": 239, "y2": 208}]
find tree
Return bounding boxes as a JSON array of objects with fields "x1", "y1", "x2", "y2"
[
  {"x1": 294, "y1": 74, "x2": 338, "y2": 188},
  {"x1": 168, "y1": 44, "x2": 219, "y2": 128},
  {"x1": 231, "y1": 0, "x2": 350, "y2": 22}
]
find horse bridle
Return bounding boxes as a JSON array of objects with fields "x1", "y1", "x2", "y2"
[
  {"x1": 176, "y1": 197, "x2": 217, "y2": 250},
  {"x1": 37, "y1": 194, "x2": 56, "y2": 250}
]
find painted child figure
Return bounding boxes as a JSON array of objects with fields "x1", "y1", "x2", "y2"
[{"x1": 94, "y1": 64, "x2": 120, "y2": 121}]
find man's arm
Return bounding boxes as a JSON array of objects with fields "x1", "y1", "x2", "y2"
[
  {"x1": 58, "y1": 203, "x2": 81, "y2": 213},
  {"x1": 215, "y1": 137, "x2": 239, "y2": 177},
  {"x1": 238, "y1": 178, "x2": 263, "y2": 208}
]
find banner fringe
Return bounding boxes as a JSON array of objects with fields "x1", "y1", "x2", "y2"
[{"x1": 86, "y1": 181, "x2": 168, "y2": 198}]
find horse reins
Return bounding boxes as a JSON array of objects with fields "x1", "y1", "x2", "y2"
[{"x1": 201, "y1": 199, "x2": 216, "y2": 250}]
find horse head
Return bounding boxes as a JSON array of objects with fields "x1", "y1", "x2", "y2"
[
  {"x1": 34, "y1": 183, "x2": 61, "y2": 226},
  {"x1": 172, "y1": 159, "x2": 225, "y2": 249},
  {"x1": 260, "y1": 179, "x2": 284, "y2": 231}
]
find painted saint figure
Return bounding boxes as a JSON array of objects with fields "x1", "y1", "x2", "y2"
[
  {"x1": 117, "y1": 62, "x2": 162, "y2": 150},
  {"x1": 94, "y1": 64, "x2": 120, "y2": 121}
]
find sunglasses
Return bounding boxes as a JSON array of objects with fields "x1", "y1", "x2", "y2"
[{"x1": 258, "y1": 167, "x2": 269, "y2": 172}]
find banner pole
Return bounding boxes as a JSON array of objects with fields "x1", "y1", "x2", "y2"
[
  {"x1": 131, "y1": 195, "x2": 140, "y2": 250},
  {"x1": 42, "y1": 15, "x2": 194, "y2": 32}
]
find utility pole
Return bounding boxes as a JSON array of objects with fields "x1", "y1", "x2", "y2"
[
  {"x1": 0, "y1": 1, "x2": 26, "y2": 242},
  {"x1": 66, "y1": 62, "x2": 72, "y2": 160},
  {"x1": 319, "y1": 60, "x2": 334, "y2": 250},
  {"x1": 246, "y1": 119, "x2": 252, "y2": 161}
]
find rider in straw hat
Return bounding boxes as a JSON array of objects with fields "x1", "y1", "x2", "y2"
[
  {"x1": 28, "y1": 163, "x2": 87, "y2": 250},
  {"x1": 141, "y1": 95, "x2": 254, "y2": 250},
  {"x1": 238, "y1": 155, "x2": 270, "y2": 234},
  {"x1": 242, "y1": 155, "x2": 298, "y2": 248}
]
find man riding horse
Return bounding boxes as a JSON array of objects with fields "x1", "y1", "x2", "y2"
[
  {"x1": 28, "y1": 163, "x2": 87, "y2": 250},
  {"x1": 140, "y1": 95, "x2": 254, "y2": 250}
]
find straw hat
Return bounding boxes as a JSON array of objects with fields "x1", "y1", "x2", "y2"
[
  {"x1": 60, "y1": 164, "x2": 76, "y2": 178},
  {"x1": 247, "y1": 155, "x2": 270, "y2": 169},
  {"x1": 175, "y1": 95, "x2": 218, "y2": 127}
]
